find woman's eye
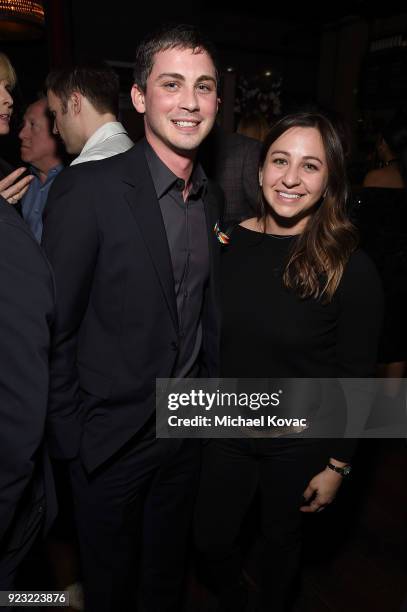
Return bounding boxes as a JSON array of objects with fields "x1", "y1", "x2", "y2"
[
  {"x1": 304, "y1": 163, "x2": 318, "y2": 171},
  {"x1": 273, "y1": 158, "x2": 287, "y2": 166}
]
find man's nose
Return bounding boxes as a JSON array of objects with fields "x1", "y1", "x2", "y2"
[
  {"x1": 179, "y1": 87, "x2": 199, "y2": 112},
  {"x1": 18, "y1": 124, "x2": 27, "y2": 140}
]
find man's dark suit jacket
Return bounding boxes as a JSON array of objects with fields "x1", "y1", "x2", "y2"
[
  {"x1": 42, "y1": 140, "x2": 222, "y2": 473},
  {"x1": 0, "y1": 198, "x2": 55, "y2": 569},
  {"x1": 199, "y1": 128, "x2": 262, "y2": 225}
]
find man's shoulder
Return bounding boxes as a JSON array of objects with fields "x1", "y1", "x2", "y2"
[
  {"x1": 55, "y1": 141, "x2": 145, "y2": 187},
  {"x1": 206, "y1": 177, "x2": 224, "y2": 200},
  {"x1": 212, "y1": 130, "x2": 262, "y2": 155}
]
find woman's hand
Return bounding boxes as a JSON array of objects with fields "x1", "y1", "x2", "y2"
[
  {"x1": 300, "y1": 466, "x2": 344, "y2": 513},
  {"x1": 0, "y1": 167, "x2": 33, "y2": 204}
]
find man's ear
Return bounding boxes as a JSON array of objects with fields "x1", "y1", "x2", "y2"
[
  {"x1": 131, "y1": 84, "x2": 145, "y2": 114},
  {"x1": 69, "y1": 92, "x2": 81, "y2": 115}
]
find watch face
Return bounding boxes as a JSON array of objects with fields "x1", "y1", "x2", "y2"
[{"x1": 343, "y1": 465, "x2": 351, "y2": 476}]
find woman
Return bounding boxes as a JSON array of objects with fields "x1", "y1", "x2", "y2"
[
  {"x1": 0, "y1": 52, "x2": 32, "y2": 202},
  {"x1": 195, "y1": 112, "x2": 383, "y2": 612},
  {"x1": 354, "y1": 113, "x2": 407, "y2": 384}
]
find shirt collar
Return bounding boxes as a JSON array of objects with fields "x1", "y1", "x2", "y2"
[
  {"x1": 29, "y1": 163, "x2": 64, "y2": 183},
  {"x1": 143, "y1": 139, "x2": 207, "y2": 199},
  {"x1": 81, "y1": 122, "x2": 128, "y2": 156}
]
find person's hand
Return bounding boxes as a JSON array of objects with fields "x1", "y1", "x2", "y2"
[
  {"x1": 0, "y1": 167, "x2": 33, "y2": 204},
  {"x1": 300, "y1": 466, "x2": 343, "y2": 513}
]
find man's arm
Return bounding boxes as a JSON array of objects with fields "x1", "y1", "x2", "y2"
[
  {"x1": 0, "y1": 215, "x2": 53, "y2": 542},
  {"x1": 42, "y1": 169, "x2": 99, "y2": 460}
]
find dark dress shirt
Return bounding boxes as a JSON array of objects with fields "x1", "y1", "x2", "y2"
[
  {"x1": 144, "y1": 142, "x2": 209, "y2": 377},
  {"x1": 21, "y1": 164, "x2": 63, "y2": 242}
]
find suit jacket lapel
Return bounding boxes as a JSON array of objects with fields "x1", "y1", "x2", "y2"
[{"x1": 122, "y1": 144, "x2": 179, "y2": 332}]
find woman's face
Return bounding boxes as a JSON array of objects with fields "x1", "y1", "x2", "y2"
[
  {"x1": 0, "y1": 78, "x2": 13, "y2": 136},
  {"x1": 259, "y1": 126, "x2": 329, "y2": 234}
]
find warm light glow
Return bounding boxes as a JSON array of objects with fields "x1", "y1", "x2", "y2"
[
  {"x1": 0, "y1": 0, "x2": 44, "y2": 24},
  {"x1": 0, "y1": 0, "x2": 45, "y2": 39}
]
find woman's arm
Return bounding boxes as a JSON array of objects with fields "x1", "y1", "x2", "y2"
[
  {"x1": 0, "y1": 167, "x2": 33, "y2": 204},
  {"x1": 301, "y1": 250, "x2": 384, "y2": 512}
]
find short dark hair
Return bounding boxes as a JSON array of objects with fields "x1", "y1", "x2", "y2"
[
  {"x1": 133, "y1": 22, "x2": 219, "y2": 92},
  {"x1": 46, "y1": 63, "x2": 120, "y2": 116}
]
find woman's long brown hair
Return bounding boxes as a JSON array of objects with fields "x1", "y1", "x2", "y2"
[{"x1": 257, "y1": 112, "x2": 358, "y2": 302}]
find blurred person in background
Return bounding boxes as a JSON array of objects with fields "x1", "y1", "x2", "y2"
[
  {"x1": 46, "y1": 63, "x2": 133, "y2": 165},
  {"x1": 237, "y1": 111, "x2": 269, "y2": 142},
  {"x1": 353, "y1": 112, "x2": 407, "y2": 388},
  {"x1": 0, "y1": 52, "x2": 33, "y2": 202},
  {"x1": 19, "y1": 97, "x2": 64, "y2": 242}
]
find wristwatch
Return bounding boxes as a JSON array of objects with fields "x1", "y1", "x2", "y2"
[{"x1": 327, "y1": 462, "x2": 351, "y2": 477}]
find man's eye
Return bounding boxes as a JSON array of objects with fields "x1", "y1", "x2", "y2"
[
  {"x1": 163, "y1": 82, "x2": 178, "y2": 90},
  {"x1": 197, "y1": 83, "x2": 212, "y2": 92}
]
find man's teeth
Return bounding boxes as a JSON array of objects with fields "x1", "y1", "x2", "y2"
[
  {"x1": 279, "y1": 192, "x2": 301, "y2": 199},
  {"x1": 173, "y1": 120, "x2": 197, "y2": 127}
]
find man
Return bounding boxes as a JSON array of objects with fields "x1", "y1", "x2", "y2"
[
  {"x1": 42, "y1": 24, "x2": 222, "y2": 612},
  {"x1": 46, "y1": 63, "x2": 133, "y2": 165},
  {"x1": 46, "y1": 64, "x2": 134, "y2": 608},
  {"x1": 19, "y1": 97, "x2": 64, "y2": 242},
  {"x1": 0, "y1": 197, "x2": 55, "y2": 587},
  {"x1": 199, "y1": 125, "x2": 262, "y2": 224}
]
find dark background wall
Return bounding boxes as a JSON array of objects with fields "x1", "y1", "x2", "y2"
[{"x1": 2, "y1": 2, "x2": 407, "y2": 167}]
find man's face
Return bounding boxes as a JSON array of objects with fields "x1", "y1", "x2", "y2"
[
  {"x1": 47, "y1": 90, "x2": 82, "y2": 154},
  {"x1": 131, "y1": 46, "x2": 219, "y2": 159},
  {"x1": 19, "y1": 99, "x2": 58, "y2": 171}
]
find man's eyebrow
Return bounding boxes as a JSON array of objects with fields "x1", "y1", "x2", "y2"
[
  {"x1": 156, "y1": 72, "x2": 185, "y2": 81},
  {"x1": 196, "y1": 75, "x2": 217, "y2": 84},
  {"x1": 155, "y1": 72, "x2": 217, "y2": 85}
]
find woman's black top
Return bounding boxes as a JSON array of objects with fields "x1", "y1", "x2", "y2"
[{"x1": 220, "y1": 226, "x2": 384, "y2": 461}]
